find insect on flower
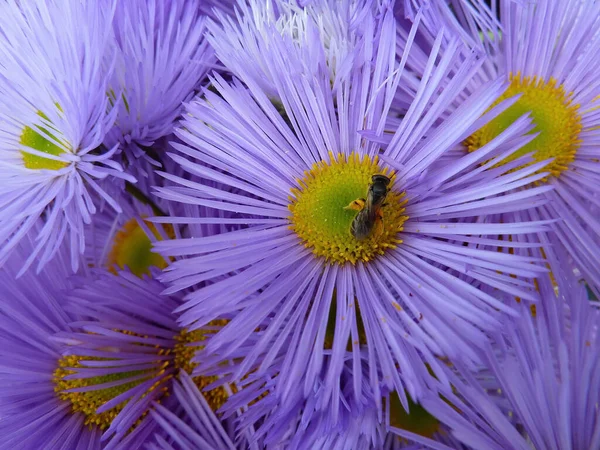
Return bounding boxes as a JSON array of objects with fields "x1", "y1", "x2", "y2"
[{"x1": 345, "y1": 174, "x2": 391, "y2": 240}]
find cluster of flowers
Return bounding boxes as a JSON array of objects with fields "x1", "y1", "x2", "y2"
[{"x1": 1, "y1": 0, "x2": 599, "y2": 449}]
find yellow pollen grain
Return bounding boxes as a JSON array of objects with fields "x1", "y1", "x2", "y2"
[
  {"x1": 465, "y1": 73, "x2": 582, "y2": 182},
  {"x1": 288, "y1": 152, "x2": 409, "y2": 265}
]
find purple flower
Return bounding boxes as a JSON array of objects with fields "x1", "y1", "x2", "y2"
[
  {"x1": 0, "y1": 233, "x2": 104, "y2": 449},
  {"x1": 154, "y1": 0, "x2": 552, "y2": 425},
  {"x1": 0, "y1": 150, "x2": 223, "y2": 449},
  {"x1": 0, "y1": 0, "x2": 134, "y2": 274},
  {"x1": 53, "y1": 269, "x2": 240, "y2": 448},
  {"x1": 403, "y1": 242, "x2": 600, "y2": 450},
  {"x1": 105, "y1": 0, "x2": 216, "y2": 176},
  {"x1": 450, "y1": 0, "x2": 600, "y2": 295}
]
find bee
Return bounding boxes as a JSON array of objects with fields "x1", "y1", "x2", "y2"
[{"x1": 344, "y1": 174, "x2": 391, "y2": 240}]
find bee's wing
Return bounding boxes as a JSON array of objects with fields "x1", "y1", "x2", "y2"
[{"x1": 351, "y1": 203, "x2": 377, "y2": 240}]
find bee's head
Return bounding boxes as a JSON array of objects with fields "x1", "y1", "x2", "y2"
[{"x1": 371, "y1": 174, "x2": 391, "y2": 186}]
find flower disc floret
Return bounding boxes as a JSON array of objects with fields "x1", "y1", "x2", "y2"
[
  {"x1": 466, "y1": 73, "x2": 582, "y2": 180},
  {"x1": 289, "y1": 152, "x2": 408, "y2": 265}
]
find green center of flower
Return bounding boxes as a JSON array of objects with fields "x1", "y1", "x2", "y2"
[
  {"x1": 289, "y1": 152, "x2": 408, "y2": 265},
  {"x1": 465, "y1": 74, "x2": 582, "y2": 181},
  {"x1": 53, "y1": 324, "x2": 228, "y2": 431},
  {"x1": 107, "y1": 219, "x2": 172, "y2": 277},
  {"x1": 20, "y1": 111, "x2": 68, "y2": 170},
  {"x1": 389, "y1": 391, "x2": 440, "y2": 438}
]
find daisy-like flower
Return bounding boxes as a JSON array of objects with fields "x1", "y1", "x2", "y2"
[
  {"x1": 155, "y1": 0, "x2": 552, "y2": 423},
  {"x1": 454, "y1": 0, "x2": 600, "y2": 294},
  {"x1": 105, "y1": 0, "x2": 215, "y2": 176},
  {"x1": 0, "y1": 233, "x2": 106, "y2": 449},
  {"x1": 53, "y1": 267, "x2": 245, "y2": 448},
  {"x1": 0, "y1": 0, "x2": 134, "y2": 274},
  {"x1": 148, "y1": 371, "x2": 260, "y2": 450},
  {"x1": 402, "y1": 244, "x2": 600, "y2": 450}
]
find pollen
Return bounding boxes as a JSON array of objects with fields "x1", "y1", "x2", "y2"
[
  {"x1": 20, "y1": 110, "x2": 69, "y2": 170},
  {"x1": 288, "y1": 152, "x2": 408, "y2": 265},
  {"x1": 107, "y1": 218, "x2": 173, "y2": 277},
  {"x1": 465, "y1": 73, "x2": 582, "y2": 181}
]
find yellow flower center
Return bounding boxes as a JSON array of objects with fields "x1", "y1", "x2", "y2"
[
  {"x1": 107, "y1": 218, "x2": 172, "y2": 277},
  {"x1": 289, "y1": 152, "x2": 408, "y2": 265},
  {"x1": 20, "y1": 110, "x2": 68, "y2": 170},
  {"x1": 465, "y1": 74, "x2": 582, "y2": 181},
  {"x1": 53, "y1": 323, "x2": 228, "y2": 431},
  {"x1": 53, "y1": 335, "x2": 173, "y2": 430}
]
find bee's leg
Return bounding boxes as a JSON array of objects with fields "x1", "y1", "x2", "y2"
[
  {"x1": 344, "y1": 198, "x2": 366, "y2": 211},
  {"x1": 373, "y1": 209, "x2": 384, "y2": 238}
]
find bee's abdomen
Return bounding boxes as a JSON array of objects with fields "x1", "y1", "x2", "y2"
[{"x1": 350, "y1": 210, "x2": 373, "y2": 240}]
